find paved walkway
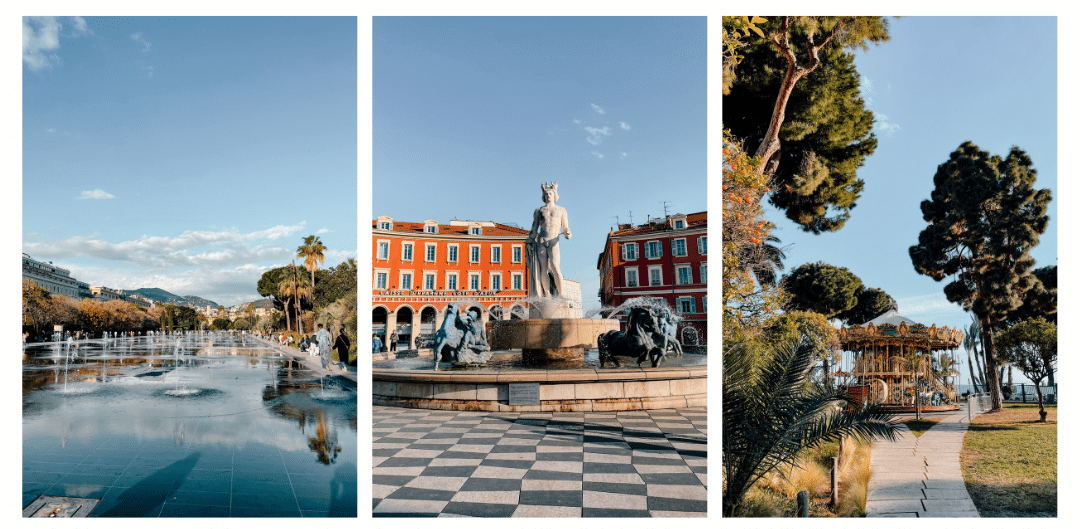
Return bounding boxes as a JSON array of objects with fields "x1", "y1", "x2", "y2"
[
  {"x1": 865, "y1": 406, "x2": 983, "y2": 517},
  {"x1": 254, "y1": 336, "x2": 357, "y2": 385},
  {"x1": 372, "y1": 405, "x2": 707, "y2": 517}
]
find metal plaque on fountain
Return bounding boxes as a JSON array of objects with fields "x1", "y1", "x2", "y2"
[{"x1": 508, "y1": 383, "x2": 540, "y2": 406}]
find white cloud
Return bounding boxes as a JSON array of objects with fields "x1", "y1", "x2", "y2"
[
  {"x1": 591, "y1": 103, "x2": 605, "y2": 115},
  {"x1": 316, "y1": 228, "x2": 331, "y2": 234},
  {"x1": 876, "y1": 114, "x2": 901, "y2": 137},
  {"x1": 23, "y1": 16, "x2": 90, "y2": 71},
  {"x1": 78, "y1": 189, "x2": 115, "y2": 200},
  {"x1": 131, "y1": 32, "x2": 151, "y2": 52},
  {"x1": 619, "y1": 121, "x2": 631, "y2": 130},
  {"x1": 584, "y1": 126, "x2": 612, "y2": 146},
  {"x1": 572, "y1": 119, "x2": 581, "y2": 125},
  {"x1": 591, "y1": 151, "x2": 604, "y2": 160},
  {"x1": 621, "y1": 152, "x2": 628, "y2": 159},
  {"x1": 22, "y1": 222, "x2": 350, "y2": 307},
  {"x1": 46, "y1": 128, "x2": 55, "y2": 134}
]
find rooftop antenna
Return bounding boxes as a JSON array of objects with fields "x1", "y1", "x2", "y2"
[
  {"x1": 628, "y1": 210, "x2": 633, "y2": 226},
  {"x1": 611, "y1": 215, "x2": 620, "y2": 227},
  {"x1": 660, "y1": 201, "x2": 672, "y2": 218}
]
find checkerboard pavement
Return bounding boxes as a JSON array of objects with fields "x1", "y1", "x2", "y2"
[{"x1": 372, "y1": 405, "x2": 707, "y2": 517}]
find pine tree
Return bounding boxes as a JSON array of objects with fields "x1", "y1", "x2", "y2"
[
  {"x1": 909, "y1": 142, "x2": 1052, "y2": 411},
  {"x1": 724, "y1": 16, "x2": 889, "y2": 233}
]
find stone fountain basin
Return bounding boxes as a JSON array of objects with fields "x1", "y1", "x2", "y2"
[{"x1": 372, "y1": 360, "x2": 706, "y2": 412}]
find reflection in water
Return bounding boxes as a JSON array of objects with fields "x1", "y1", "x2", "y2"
[
  {"x1": 23, "y1": 335, "x2": 357, "y2": 489},
  {"x1": 308, "y1": 411, "x2": 341, "y2": 465}
]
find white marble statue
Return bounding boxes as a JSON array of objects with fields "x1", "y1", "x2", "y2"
[{"x1": 526, "y1": 182, "x2": 572, "y2": 301}]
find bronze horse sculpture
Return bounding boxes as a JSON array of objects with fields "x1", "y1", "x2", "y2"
[{"x1": 597, "y1": 307, "x2": 666, "y2": 368}]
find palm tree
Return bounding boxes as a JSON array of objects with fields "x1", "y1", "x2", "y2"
[
  {"x1": 723, "y1": 337, "x2": 899, "y2": 516},
  {"x1": 297, "y1": 235, "x2": 327, "y2": 303},
  {"x1": 750, "y1": 234, "x2": 787, "y2": 287},
  {"x1": 964, "y1": 317, "x2": 986, "y2": 393}
]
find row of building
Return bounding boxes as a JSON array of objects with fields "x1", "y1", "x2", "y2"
[
  {"x1": 371, "y1": 212, "x2": 707, "y2": 349},
  {"x1": 22, "y1": 253, "x2": 155, "y2": 308}
]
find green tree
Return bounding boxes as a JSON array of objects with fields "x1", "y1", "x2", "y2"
[
  {"x1": 257, "y1": 267, "x2": 293, "y2": 311},
  {"x1": 1003, "y1": 265, "x2": 1056, "y2": 326},
  {"x1": 996, "y1": 317, "x2": 1056, "y2": 421},
  {"x1": 724, "y1": 16, "x2": 890, "y2": 233},
  {"x1": 910, "y1": 142, "x2": 1052, "y2": 411},
  {"x1": 722, "y1": 335, "x2": 898, "y2": 515},
  {"x1": 837, "y1": 287, "x2": 897, "y2": 326},
  {"x1": 211, "y1": 317, "x2": 232, "y2": 330},
  {"x1": 780, "y1": 261, "x2": 862, "y2": 318}
]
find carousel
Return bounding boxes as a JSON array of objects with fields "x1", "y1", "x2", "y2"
[{"x1": 836, "y1": 310, "x2": 963, "y2": 412}]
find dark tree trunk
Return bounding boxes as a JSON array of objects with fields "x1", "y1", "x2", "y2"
[
  {"x1": 979, "y1": 314, "x2": 1002, "y2": 411},
  {"x1": 1034, "y1": 382, "x2": 1047, "y2": 422}
]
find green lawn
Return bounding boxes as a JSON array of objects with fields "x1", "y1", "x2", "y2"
[{"x1": 961, "y1": 403, "x2": 1057, "y2": 516}]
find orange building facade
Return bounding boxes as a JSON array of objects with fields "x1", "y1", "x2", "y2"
[
  {"x1": 372, "y1": 216, "x2": 531, "y2": 350},
  {"x1": 597, "y1": 212, "x2": 708, "y2": 346}
]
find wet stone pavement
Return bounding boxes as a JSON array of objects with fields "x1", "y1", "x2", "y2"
[
  {"x1": 23, "y1": 336, "x2": 357, "y2": 517},
  {"x1": 372, "y1": 405, "x2": 708, "y2": 517}
]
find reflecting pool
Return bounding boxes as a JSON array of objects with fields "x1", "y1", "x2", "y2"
[{"x1": 23, "y1": 335, "x2": 357, "y2": 517}]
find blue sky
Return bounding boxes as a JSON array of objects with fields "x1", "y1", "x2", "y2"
[
  {"x1": 21, "y1": 16, "x2": 357, "y2": 307},
  {"x1": 755, "y1": 17, "x2": 1058, "y2": 387},
  {"x1": 373, "y1": 16, "x2": 707, "y2": 317}
]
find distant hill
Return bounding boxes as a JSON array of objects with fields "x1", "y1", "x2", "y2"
[{"x1": 127, "y1": 288, "x2": 218, "y2": 309}]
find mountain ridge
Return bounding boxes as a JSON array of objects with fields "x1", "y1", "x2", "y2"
[{"x1": 125, "y1": 287, "x2": 218, "y2": 309}]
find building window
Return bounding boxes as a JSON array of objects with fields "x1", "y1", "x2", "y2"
[
  {"x1": 678, "y1": 297, "x2": 696, "y2": 314},
  {"x1": 649, "y1": 267, "x2": 663, "y2": 286},
  {"x1": 703, "y1": 296, "x2": 707, "y2": 313},
  {"x1": 376, "y1": 271, "x2": 388, "y2": 289},
  {"x1": 378, "y1": 222, "x2": 391, "y2": 230},
  {"x1": 672, "y1": 239, "x2": 687, "y2": 257},
  {"x1": 469, "y1": 274, "x2": 480, "y2": 291},
  {"x1": 425, "y1": 244, "x2": 436, "y2": 262},
  {"x1": 401, "y1": 273, "x2": 412, "y2": 290},
  {"x1": 644, "y1": 240, "x2": 663, "y2": 259},
  {"x1": 470, "y1": 245, "x2": 480, "y2": 263},
  {"x1": 677, "y1": 266, "x2": 692, "y2": 285},
  {"x1": 512, "y1": 273, "x2": 523, "y2": 290},
  {"x1": 698, "y1": 236, "x2": 707, "y2": 255},
  {"x1": 377, "y1": 241, "x2": 389, "y2": 260},
  {"x1": 447, "y1": 274, "x2": 458, "y2": 291},
  {"x1": 425, "y1": 225, "x2": 437, "y2": 234},
  {"x1": 491, "y1": 246, "x2": 501, "y2": 263},
  {"x1": 700, "y1": 264, "x2": 707, "y2": 284},
  {"x1": 424, "y1": 274, "x2": 436, "y2": 290},
  {"x1": 491, "y1": 274, "x2": 501, "y2": 291},
  {"x1": 512, "y1": 246, "x2": 522, "y2": 263},
  {"x1": 622, "y1": 243, "x2": 638, "y2": 260},
  {"x1": 626, "y1": 268, "x2": 639, "y2": 288},
  {"x1": 402, "y1": 243, "x2": 414, "y2": 261},
  {"x1": 448, "y1": 245, "x2": 458, "y2": 263},
  {"x1": 675, "y1": 219, "x2": 685, "y2": 229},
  {"x1": 470, "y1": 227, "x2": 481, "y2": 235}
]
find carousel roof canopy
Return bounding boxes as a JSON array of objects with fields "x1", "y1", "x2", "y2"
[
  {"x1": 862, "y1": 309, "x2": 917, "y2": 327},
  {"x1": 839, "y1": 309, "x2": 963, "y2": 350}
]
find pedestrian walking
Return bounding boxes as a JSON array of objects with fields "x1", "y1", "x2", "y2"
[
  {"x1": 316, "y1": 323, "x2": 331, "y2": 370},
  {"x1": 389, "y1": 331, "x2": 397, "y2": 352},
  {"x1": 373, "y1": 334, "x2": 383, "y2": 355},
  {"x1": 334, "y1": 327, "x2": 351, "y2": 366}
]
